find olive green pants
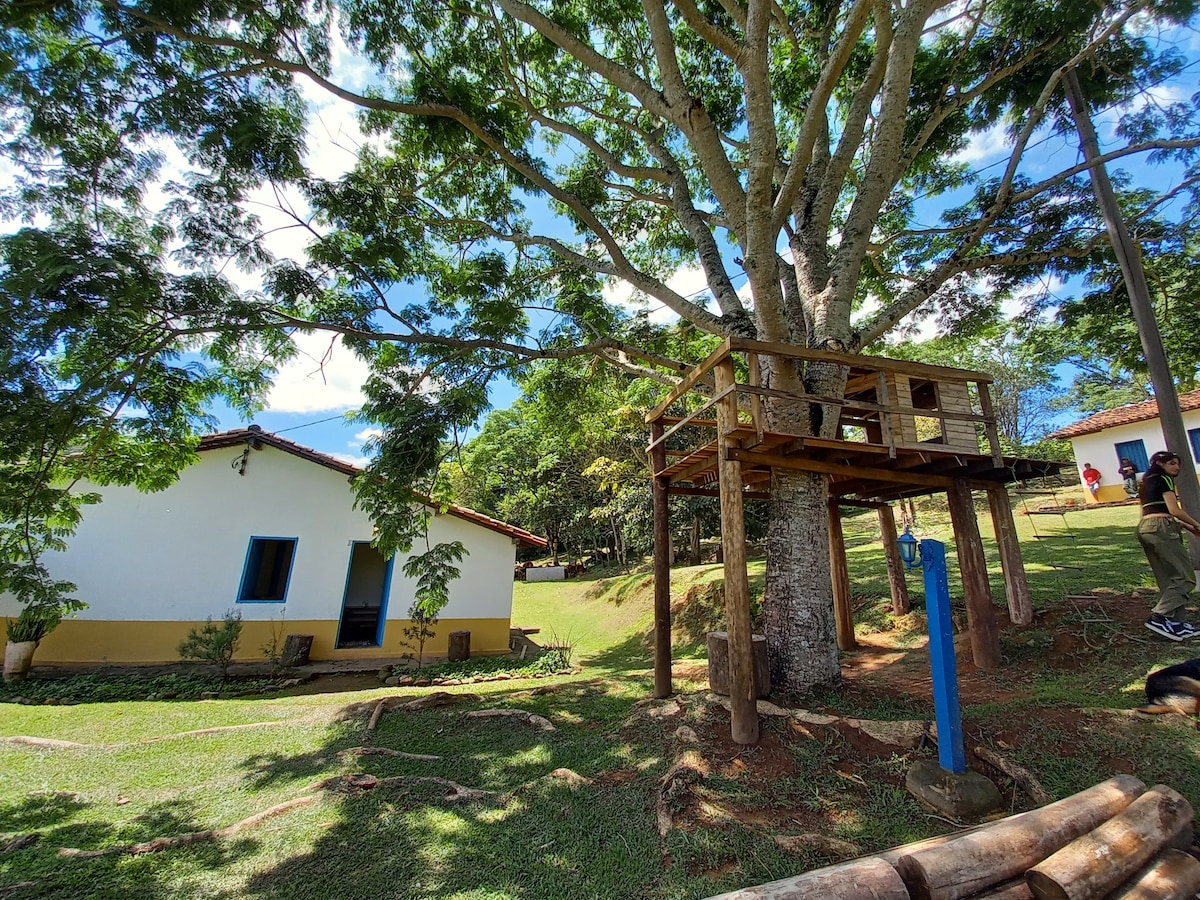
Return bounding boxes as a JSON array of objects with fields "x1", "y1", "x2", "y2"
[{"x1": 1137, "y1": 517, "x2": 1196, "y2": 616}]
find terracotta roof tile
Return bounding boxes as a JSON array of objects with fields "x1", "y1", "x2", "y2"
[
  {"x1": 197, "y1": 427, "x2": 548, "y2": 548},
  {"x1": 1048, "y1": 390, "x2": 1200, "y2": 439}
]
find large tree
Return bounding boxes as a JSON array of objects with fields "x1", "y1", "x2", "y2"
[{"x1": 3, "y1": 0, "x2": 1198, "y2": 690}]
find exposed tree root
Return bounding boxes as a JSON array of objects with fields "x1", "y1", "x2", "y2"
[
  {"x1": 307, "y1": 773, "x2": 501, "y2": 803},
  {"x1": 365, "y1": 699, "x2": 389, "y2": 733},
  {"x1": 464, "y1": 709, "x2": 555, "y2": 731},
  {"x1": 656, "y1": 752, "x2": 707, "y2": 836},
  {"x1": 337, "y1": 746, "x2": 442, "y2": 760},
  {"x1": 3, "y1": 834, "x2": 39, "y2": 852},
  {"x1": 149, "y1": 722, "x2": 292, "y2": 741},
  {"x1": 974, "y1": 745, "x2": 1052, "y2": 805},
  {"x1": 57, "y1": 796, "x2": 317, "y2": 858},
  {"x1": 362, "y1": 692, "x2": 483, "y2": 734},
  {"x1": 3, "y1": 721, "x2": 297, "y2": 752},
  {"x1": 0, "y1": 736, "x2": 88, "y2": 751},
  {"x1": 0, "y1": 881, "x2": 37, "y2": 898}
]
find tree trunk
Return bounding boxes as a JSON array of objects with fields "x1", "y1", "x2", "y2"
[
  {"x1": 763, "y1": 467, "x2": 840, "y2": 692},
  {"x1": 692, "y1": 515, "x2": 702, "y2": 564}
]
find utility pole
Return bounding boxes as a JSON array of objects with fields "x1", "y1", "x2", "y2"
[{"x1": 1063, "y1": 67, "x2": 1200, "y2": 570}]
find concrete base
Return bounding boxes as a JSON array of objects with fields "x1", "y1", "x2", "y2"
[{"x1": 906, "y1": 759, "x2": 1002, "y2": 820}]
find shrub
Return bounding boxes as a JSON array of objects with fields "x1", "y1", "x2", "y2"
[
  {"x1": 178, "y1": 610, "x2": 243, "y2": 681},
  {"x1": 5, "y1": 605, "x2": 62, "y2": 645}
]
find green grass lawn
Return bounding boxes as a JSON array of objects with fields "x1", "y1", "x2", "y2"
[{"x1": 2, "y1": 497, "x2": 1197, "y2": 899}]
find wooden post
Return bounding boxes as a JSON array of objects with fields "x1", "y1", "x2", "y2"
[
  {"x1": 947, "y1": 477, "x2": 1001, "y2": 670},
  {"x1": 714, "y1": 358, "x2": 759, "y2": 745},
  {"x1": 650, "y1": 420, "x2": 672, "y2": 699},
  {"x1": 987, "y1": 485, "x2": 1033, "y2": 626},
  {"x1": 829, "y1": 501, "x2": 856, "y2": 651},
  {"x1": 878, "y1": 503, "x2": 911, "y2": 615},
  {"x1": 447, "y1": 630, "x2": 471, "y2": 662}
]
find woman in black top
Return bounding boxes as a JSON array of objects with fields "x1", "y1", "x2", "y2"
[{"x1": 1139, "y1": 451, "x2": 1200, "y2": 641}]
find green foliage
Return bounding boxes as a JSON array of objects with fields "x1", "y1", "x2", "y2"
[
  {"x1": 398, "y1": 541, "x2": 467, "y2": 666},
  {"x1": 259, "y1": 609, "x2": 288, "y2": 672},
  {"x1": 0, "y1": 671, "x2": 291, "y2": 703},
  {"x1": 177, "y1": 610, "x2": 244, "y2": 681}
]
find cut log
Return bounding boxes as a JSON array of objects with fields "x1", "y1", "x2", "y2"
[
  {"x1": 969, "y1": 881, "x2": 1033, "y2": 900},
  {"x1": 895, "y1": 774, "x2": 1146, "y2": 900},
  {"x1": 706, "y1": 631, "x2": 771, "y2": 699},
  {"x1": 1107, "y1": 848, "x2": 1200, "y2": 900},
  {"x1": 1025, "y1": 784, "x2": 1194, "y2": 900},
  {"x1": 701, "y1": 855, "x2": 910, "y2": 899},
  {"x1": 447, "y1": 630, "x2": 470, "y2": 662}
]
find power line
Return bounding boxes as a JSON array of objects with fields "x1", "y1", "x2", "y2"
[{"x1": 271, "y1": 412, "x2": 352, "y2": 435}]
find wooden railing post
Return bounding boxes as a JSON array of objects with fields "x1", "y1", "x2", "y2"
[{"x1": 714, "y1": 359, "x2": 759, "y2": 744}]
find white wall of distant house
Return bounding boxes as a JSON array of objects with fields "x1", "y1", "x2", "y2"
[
  {"x1": 1069, "y1": 410, "x2": 1200, "y2": 489},
  {"x1": 0, "y1": 444, "x2": 516, "y2": 622}
]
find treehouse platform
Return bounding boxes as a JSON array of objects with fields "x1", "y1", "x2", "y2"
[{"x1": 644, "y1": 337, "x2": 1068, "y2": 745}]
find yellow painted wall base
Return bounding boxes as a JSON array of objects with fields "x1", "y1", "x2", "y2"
[
  {"x1": 23, "y1": 617, "x2": 511, "y2": 665},
  {"x1": 1090, "y1": 485, "x2": 1128, "y2": 504}
]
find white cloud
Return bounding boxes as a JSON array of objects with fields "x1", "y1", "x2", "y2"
[
  {"x1": 330, "y1": 452, "x2": 370, "y2": 468},
  {"x1": 266, "y1": 331, "x2": 370, "y2": 413},
  {"x1": 952, "y1": 123, "x2": 1011, "y2": 165},
  {"x1": 602, "y1": 263, "x2": 716, "y2": 324},
  {"x1": 354, "y1": 427, "x2": 383, "y2": 442}
]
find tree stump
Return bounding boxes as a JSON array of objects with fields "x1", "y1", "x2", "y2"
[
  {"x1": 707, "y1": 632, "x2": 771, "y2": 698},
  {"x1": 448, "y1": 630, "x2": 471, "y2": 662},
  {"x1": 280, "y1": 634, "x2": 313, "y2": 667}
]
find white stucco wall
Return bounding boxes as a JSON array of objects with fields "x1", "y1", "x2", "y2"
[
  {"x1": 1069, "y1": 410, "x2": 1200, "y2": 493},
  {"x1": 0, "y1": 444, "x2": 518, "y2": 624}
]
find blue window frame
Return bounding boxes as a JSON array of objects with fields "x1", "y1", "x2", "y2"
[
  {"x1": 237, "y1": 537, "x2": 297, "y2": 603},
  {"x1": 1189, "y1": 428, "x2": 1200, "y2": 463},
  {"x1": 1114, "y1": 439, "x2": 1148, "y2": 472}
]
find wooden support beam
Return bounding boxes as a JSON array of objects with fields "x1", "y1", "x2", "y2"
[
  {"x1": 828, "y1": 501, "x2": 857, "y2": 651},
  {"x1": 651, "y1": 421, "x2": 672, "y2": 699},
  {"x1": 947, "y1": 477, "x2": 1001, "y2": 670},
  {"x1": 878, "y1": 504, "x2": 911, "y2": 615},
  {"x1": 715, "y1": 359, "x2": 759, "y2": 745},
  {"x1": 726, "y1": 448, "x2": 956, "y2": 490},
  {"x1": 987, "y1": 485, "x2": 1033, "y2": 626}
]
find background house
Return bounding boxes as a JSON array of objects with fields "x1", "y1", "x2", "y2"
[
  {"x1": 0, "y1": 427, "x2": 546, "y2": 665},
  {"x1": 1048, "y1": 390, "x2": 1200, "y2": 503}
]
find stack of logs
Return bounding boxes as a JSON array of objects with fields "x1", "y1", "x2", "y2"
[{"x1": 709, "y1": 775, "x2": 1200, "y2": 900}]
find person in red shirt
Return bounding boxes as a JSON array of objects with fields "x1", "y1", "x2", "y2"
[{"x1": 1082, "y1": 463, "x2": 1102, "y2": 498}]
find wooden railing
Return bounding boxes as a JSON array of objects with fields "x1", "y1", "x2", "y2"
[{"x1": 646, "y1": 337, "x2": 1003, "y2": 466}]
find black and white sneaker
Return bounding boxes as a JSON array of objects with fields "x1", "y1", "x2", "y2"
[{"x1": 1145, "y1": 614, "x2": 1199, "y2": 641}]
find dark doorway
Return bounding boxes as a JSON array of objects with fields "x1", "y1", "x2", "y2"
[{"x1": 336, "y1": 542, "x2": 392, "y2": 648}]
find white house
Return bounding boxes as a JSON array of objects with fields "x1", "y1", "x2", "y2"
[
  {"x1": 1, "y1": 427, "x2": 545, "y2": 665},
  {"x1": 1048, "y1": 390, "x2": 1200, "y2": 503}
]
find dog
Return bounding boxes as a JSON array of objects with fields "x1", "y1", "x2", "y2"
[{"x1": 1136, "y1": 658, "x2": 1200, "y2": 724}]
